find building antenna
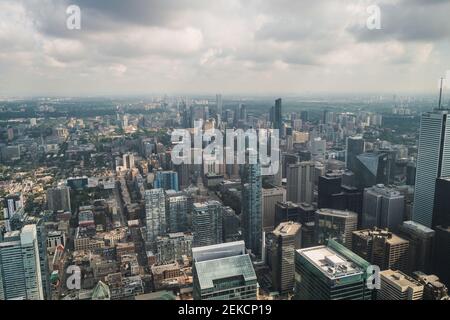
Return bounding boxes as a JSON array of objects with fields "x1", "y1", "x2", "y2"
[{"x1": 438, "y1": 77, "x2": 444, "y2": 110}]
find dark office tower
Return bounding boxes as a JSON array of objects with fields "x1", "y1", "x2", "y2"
[
  {"x1": 398, "y1": 221, "x2": 435, "y2": 274},
  {"x1": 300, "y1": 111, "x2": 308, "y2": 122},
  {"x1": 433, "y1": 177, "x2": 450, "y2": 228},
  {"x1": 413, "y1": 110, "x2": 450, "y2": 228},
  {"x1": 281, "y1": 153, "x2": 298, "y2": 179},
  {"x1": 298, "y1": 203, "x2": 316, "y2": 248},
  {"x1": 192, "y1": 201, "x2": 223, "y2": 247},
  {"x1": 181, "y1": 102, "x2": 190, "y2": 129},
  {"x1": 346, "y1": 136, "x2": 365, "y2": 172},
  {"x1": 175, "y1": 163, "x2": 191, "y2": 189},
  {"x1": 46, "y1": 186, "x2": 71, "y2": 213},
  {"x1": 406, "y1": 161, "x2": 416, "y2": 185},
  {"x1": 352, "y1": 229, "x2": 409, "y2": 273},
  {"x1": 222, "y1": 206, "x2": 241, "y2": 243},
  {"x1": 315, "y1": 209, "x2": 358, "y2": 249},
  {"x1": 362, "y1": 184, "x2": 404, "y2": 232},
  {"x1": 274, "y1": 201, "x2": 301, "y2": 227},
  {"x1": 266, "y1": 222, "x2": 302, "y2": 294},
  {"x1": 241, "y1": 154, "x2": 262, "y2": 258},
  {"x1": 433, "y1": 226, "x2": 450, "y2": 287},
  {"x1": 318, "y1": 173, "x2": 346, "y2": 210},
  {"x1": 354, "y1": 152, "x2": 390, "y2": 188},
  {"x1": 294, "y1": 239, "x2": 373, "y2": 300},
  {"x1": 273, "y1": 98, "x2": 282, "y2": 131}
]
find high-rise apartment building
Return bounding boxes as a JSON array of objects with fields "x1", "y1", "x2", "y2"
[
  {"x1": 122, "y1": 152, "x2": 134, "y2": 170},
  {"x1": 241, "y1": 155, "x2": 262, "y2": 258},
  {"x1": 145, "y1": 189, "x2": 166, "y2": 247},
  {"x1": 165, "y1": 190, "x2": 189, "y2": 233},
  {"x1": 154, "y1": 171, "x2": 179, "y2": 191},
  {"x1": 192, "y1": 201, "x2": 223, "y2": 247},
  {"x1": 413, "y1": 110, "x2": 450, "y2": 228}
]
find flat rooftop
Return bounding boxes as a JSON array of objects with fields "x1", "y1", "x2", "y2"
[
  {"x1": 297, "y1": 245, "x2": 363, "y2": 280},
  {"x1": 195, "y1": 254, "x2": 256, "y2": 290},
  {"x1": 380, "y1": 270, "x2": 423, "y2": 291}
]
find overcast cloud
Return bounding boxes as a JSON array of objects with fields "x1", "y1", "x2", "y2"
[{"x1": 0, "y1": 0, "x2": 449, "y2": 96}]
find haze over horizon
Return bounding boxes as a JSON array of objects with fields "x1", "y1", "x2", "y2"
[{"x1": 1, "y1": 0, "x2": 449, "y2": 97}]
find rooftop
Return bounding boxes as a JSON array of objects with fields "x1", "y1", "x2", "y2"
[
  {"x1": 380, "y1": 270, "x2": 423, "y2": 291},
  {"x1": 353, "y1": 228, "x2": 409, "y2": 245},
  {"x1": 297, "y1": 245, "x2": 364, "y2": 280},
  {"x1": 195, "y1": 254, "x2": 256, "y2": 290},
  {"x1": 273, "y1": 221, "x2": 301, "y2": 237}
]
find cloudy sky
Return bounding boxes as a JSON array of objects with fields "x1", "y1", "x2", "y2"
[{"x1": 0, "y1": 0, "x2": 449, "y2": 97}]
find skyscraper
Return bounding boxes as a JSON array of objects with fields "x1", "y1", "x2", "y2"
[
  {"x1": 2, "y1": 194, "x2": 23, "y2": 232},
  {"x1": 273, "y1": 98, "x2": 282, "y2": 131},
  {"x1": 192, "y1": 201, "x2": 223, "y2": 247},
  {"x1": 241, "y1": 155, "x2": 262, "y2": 258},
  {"x1": 266, "y1": 221, "x2": 301, "y2": 294},
  {"x1": 294, "y1": 239, "x2": 373, "y2": 300},
  {"x1": 46, "y1": 186, "x2": 71, "y2": 212},
  {"x1": 354, "y1": 152, "x2": 390, "y2": 188},
  {"x1": 122, "y1": 152, "x2": 135, "y2": 170},
  {"x1": 315, "y1": 208, "x2": 358, "y2": 249},
  {"x1": 262, "y1": 187, "x2": 286, "y2": 232},
  {"x1": 286, "y1": 161, "x2": 315, "y2": 205},
  {"x1": 165, "y1": 190, "x2": 189, "y2": 233},
  {"x1": 346, "y1": 136, "x2": 364, "y2": 172},
  {"x1": 216, "y1": 94, "x2": 223, "y2": 125},
  {"x1": 0, "y1": 224, "x2": 43, "y2": 300},
  {"x1": 413, "y1": 110, "x2": 450, "y2": 228},
  {"x1": 362, "y1": 184, "x2": 404, "y2": 232},
  {"x1": 397, "y1": 221, "x2": 435, "y2": 274},
  {"x1": 145, "y1": 189, "x2": 166, "y2": 247},
  {"x1": 433, "y1": 177, "x2": 450, "y2": 228},
  {"x1": 192, "y1": 241, "x2": 258, "y2": 300},
  {"x1": 352, "y1": 228, "x2": 409, "y2": 273},
  {"x1": 433, "y1": 226, "x2": 450, "y2": 287}
]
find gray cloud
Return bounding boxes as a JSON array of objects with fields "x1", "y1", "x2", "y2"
[
  {"x1": 348, "y1": 0, "x2": 450, "y2": 42},
  {"x1": 0, "y1": 0, "x2": 448, "y2": 97}
]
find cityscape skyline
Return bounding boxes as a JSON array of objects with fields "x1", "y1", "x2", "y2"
[{"x1": 1, "y1": 0, "x2": 450, "y2": 306}]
